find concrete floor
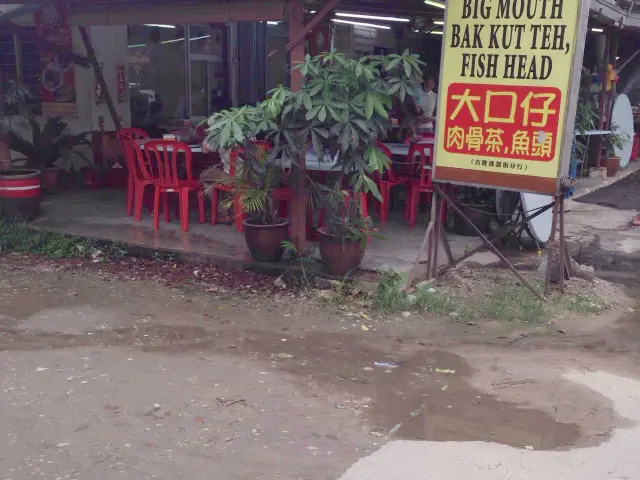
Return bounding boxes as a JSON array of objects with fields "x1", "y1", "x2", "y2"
[{"x1": 30, "y1": 190, "x2": 491, "y2": 274}]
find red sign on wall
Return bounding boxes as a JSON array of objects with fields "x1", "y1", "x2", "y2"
[
  {"x1": 35, "y1": 4, "x2": 77, "y2": 117},
  {"x1": 443, "y1": 83, "x2": 562, "y2": 165}
]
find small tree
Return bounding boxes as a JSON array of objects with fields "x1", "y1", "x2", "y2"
[
  {"x1": 263, "y1": 50, "x2": 424, "y2": 241},
  {"x1": 203, "y1": 50, "x2": 424, "y2": 240}
]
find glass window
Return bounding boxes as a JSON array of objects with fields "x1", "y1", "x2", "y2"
[
  {"x1": 128, "y1": 24, "x2": 187, "y2": 127},
  {"x1": 188, "y1": 24, "x2": 229, "y2": 118}
]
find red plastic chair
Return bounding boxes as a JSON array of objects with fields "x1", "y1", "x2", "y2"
[
  {"x1": 374, "y1": 142, "x2": 409, "y2": 224},
  {"x1": 144, "y1": 140, "x2": 205, "y2": 232},
  {"x1": 120, "y1": 136, "x2": 156, "y2": 222},
  {"x1": 116, "y1": 128, "x2": 150, "y2": 216},
  {"x1": 405, "y1": 142, "x2": 442, "y2": 228},
  {"x1": 211, "y1": 149, "x2": 245, "y2": 232},
  {"x1": 212, "y1": 142, "x2": 292, "y2": 233}
]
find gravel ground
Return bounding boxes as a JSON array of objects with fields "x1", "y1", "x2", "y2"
[{"x1": 1, "y1": 254, "x2": 639, "y2": 479}]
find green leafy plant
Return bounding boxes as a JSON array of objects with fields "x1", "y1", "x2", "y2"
[
  {"x1": 280, "y1": 50, "x2": 424, "y2": 241},
  {"x1": 9, "y1": 117, "x2": 93, "y2": 171},
  {"x1": 573, "y1": 97, "x2": 599, "y2": 160},
  {"x1": 210, "y1": 143, "x2": 292, "y2": 225},
  {"x1": 604, "y1": 123, "x2": 631, "y2": 158},
  {"x1": 203, "y1": 49, "x2": 424, "y2": 240}
]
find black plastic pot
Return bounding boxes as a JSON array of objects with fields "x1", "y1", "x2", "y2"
[
  {"x1": 0, "y1": 169, "x2": 42, "y2": 221},
  {"x1": 243, "y1": 219, "x2": 289, "y2": 262},
  {"x1": 317, "y1": 228, "x2": 366, "y2": 278}
]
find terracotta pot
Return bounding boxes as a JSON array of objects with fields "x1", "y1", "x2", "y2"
[
  {"x1": 41, "y1": 167, "x2": 59, "y2": 193},
  {"x1": 0, "y1": 169, "x2": 42, "y2": 221},
  {"x1": 317, "y1": 227, "x2": 366, "y2": 278},
  {"x1": 606, "y1": 156, "x2": 621, "y2": 177},
  {"x1": 242, "y1": 219, "x2": 289, "y2": 262}
]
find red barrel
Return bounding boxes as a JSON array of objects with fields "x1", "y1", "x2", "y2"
[{"x1": 0, "y1": 169, "x2": 42, "y2": 221}]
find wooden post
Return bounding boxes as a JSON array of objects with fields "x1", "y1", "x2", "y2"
[
  {"x1": 289, "y1": 0, "x2": 307, "y2": 250},
  {"x1": 79, "y1": 26, "x2": 120, "y2": 132},
  {"x1": 0, "y1": 69, "x2": 11, "y2": 170}
]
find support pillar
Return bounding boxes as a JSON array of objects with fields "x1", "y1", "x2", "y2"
[{"x1": 289, "y1": 0, "x2": 307, "y2": 250}]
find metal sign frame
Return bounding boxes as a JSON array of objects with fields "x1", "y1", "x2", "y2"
[{"x1": 431, "y1": 0, "x2": 591, "y2": 195}]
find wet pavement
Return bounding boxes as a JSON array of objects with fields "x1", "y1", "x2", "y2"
[{"x1": 31, "y1": 190, "x2": 491, "y2": 274}]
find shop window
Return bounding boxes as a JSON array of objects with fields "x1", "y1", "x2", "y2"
[
  {"x1": 128, "y1": 24, "x2": 187, "y2": 127},
  {"x1": 0, "y1": 30, "x2": 42, "y2": 115}
]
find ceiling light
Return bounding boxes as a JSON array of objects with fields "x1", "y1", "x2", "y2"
[
  {"x1": 332, "y1": 19, "x2": 391, "y2": 29},
  {"x1": 335, "y1": 12, "x2": 410, "y2": 22},
  {"x1": 425, "y1": 0, "x2": 446, "y2": 8},
  {"x1": 590, "y1": 27, "x2": 604, "y2": 32},
  {"x1": 128, "y1": 43, "x2": 146, "y2": 48},
  {"x1": 190, "y1": 34, "x2": 210, "y2": 41},
  {"x1": 430, "y1": 30, "x2": 444, "y2": 35},
  {"x1": 433, "y1": 20, "x2": 444, "y2": 25},
  {"x1": 144, "y1": 24, "x2": 175, "y2": 28},
  {"x1": 310, "y1": 10, "x2": 317, "y2": 13},
  {"x1": 161, "y1": 37, "x2": 185, "y2": 44},
  {"x1": 267, "y1": 21, "x2": 280, "y2": 25}
]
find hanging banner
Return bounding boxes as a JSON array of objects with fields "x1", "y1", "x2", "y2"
[
  {"x1": 35, "y1": 4, "x2": 77, "y2": 117},
  {"x1": 433, "y1": 0, "x2": 590, "y2": 194}
]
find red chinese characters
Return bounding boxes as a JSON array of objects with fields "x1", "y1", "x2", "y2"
[{"x1": 443, "y1": 83, "x2": 562, "y2": 162}]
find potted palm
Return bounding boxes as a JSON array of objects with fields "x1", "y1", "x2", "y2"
[
  {"x1": 203, "y1": 105, "x2": 293, "y2": 262},
  {"x1": 269, "y1": 50, "x2": 424, "y2": 276},
  {"x1": 9, "y1": 118, "x2": 93, "y2": 192}
]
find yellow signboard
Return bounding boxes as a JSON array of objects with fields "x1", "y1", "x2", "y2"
[{"x1": 433, "y1": 0, "x2": 590, "y2": 193}]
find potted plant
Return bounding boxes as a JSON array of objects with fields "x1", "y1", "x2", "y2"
[
  {"x1": 202, "y1": 49, "x2": 423, "y2": 271},
  {"x1": 0, "y1": 79, "x2": 43, "y2": 220},
  {"x1": 267, "y1": 50, "x2": 423, "y2": 276},
  {"x1": 603, "y1": 124, "x2": 630, "y2": 177},
  {"x1": 8, "y1": 117, "x2": 93, "y2": 192},
  {"x1": 203, "y1": 105, "x2": 294, "y2": 262}
]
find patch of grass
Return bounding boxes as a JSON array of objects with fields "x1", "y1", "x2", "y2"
[
  {"x1": 0, "y1": 220, "x2": 94, "y2": 258},
  {"x1": 469, "y1": 283, "x2": 549, "y2": 323},
  {"x1": 561, "y1": 294, "x2": 607, "y2": 315},
  {"x1": 413, "y1": 288, "x2": 457, "y2": 316}
]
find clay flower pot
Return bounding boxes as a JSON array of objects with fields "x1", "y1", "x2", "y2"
[
  {"x1": 317, "y1": 228, "x2": 366, "y2": 278},
  {"x1": 606, "y1": 156, "x2": 621, "y2": 177},
  {"x1": 243, "y1": 219, "x2": 289, "y2": 262}
]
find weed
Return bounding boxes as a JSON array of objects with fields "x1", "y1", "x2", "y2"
[
  {"x1": 0, "y1": 220, "x2": 94, "y2": 258},
  {"x1": 374, "y1": 270, "x2": 409, "y2": 311},
  {"x1": 413, "y1": 288, "x2": 457, "y2": 316},
  {"x1": 561, "y1": 294, "x2": 607, "y2": 315},
  {"x1": 471, "y1": 283, "x2": 548, "y2": 323},
  {"x1": 281, "y1": 240, "x2": 316, "y2": 290}
]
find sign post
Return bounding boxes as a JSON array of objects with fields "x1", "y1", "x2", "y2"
[
  {"x1": 409, "y1": 0, "x2": 590, "y2": 295},
  {"x1": 433, "y1": 0, "x2": 590, "y2": 193}
]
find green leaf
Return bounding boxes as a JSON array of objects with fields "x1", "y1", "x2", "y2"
[
  {"x1": 365, "y1": 95, "x2": 375, "y2": 120},
  {"x1": 373, "y1": 100, "x2": 389, "y2": 119},
  {"x1": 403, "y1": 59, "x2": 412, "y2": 79},
  {"x1": 318, "y1": 105, "x2": 327, "y2": 122},
  {"x1": 219, "y1": 124, "x2": 231, "y2": 149},
  {"x1": 386, "y1": 57, "x2": 402, "y2": 71},
  {"x1": 305, "y1": 105, "x2": 322, "y2": 121}
]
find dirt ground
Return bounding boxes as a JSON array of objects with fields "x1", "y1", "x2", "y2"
[
  {"x1": 1, "y1": 254, "x2": 640, "y2": 479},
  {"x1": 576, "y1": 170, "x2": 640, "y2": 211}
]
